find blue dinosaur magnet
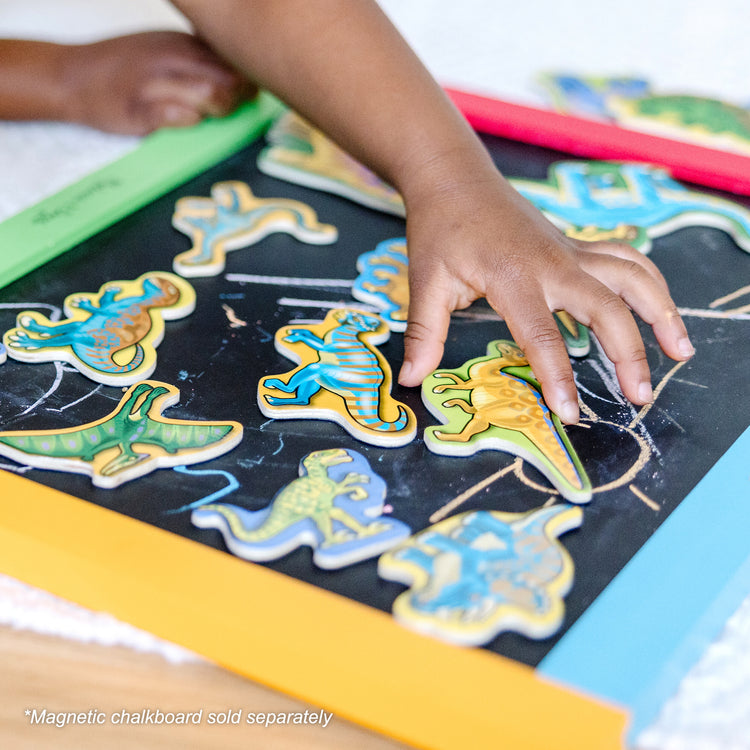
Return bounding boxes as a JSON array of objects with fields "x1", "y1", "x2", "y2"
[
  {"x1": 192, "y1": 448, "x2": 410, "y2": 569},
  {"x1": 258, "y1": 308, "x2": 417, "y2": 447},
  {"x1": 3, "y1": 272, "x2": 195, "y2": 386},
  {"x1": 510, "y1": 161, "x2": 750, "y2": 255},
  {"x1": 378, "y1": 505, "x2": 583, "y2": 646},
  {"x1": 352, "y1": 238, "x2": 409, "y2": 332},
  {"x1": 172, "y1": 180, "x2": 337, "y2": 277}
]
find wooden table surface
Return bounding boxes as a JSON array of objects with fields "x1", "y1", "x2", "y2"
[{"x1": 1, "y1": 624, "x2": 410, "y2": 749}]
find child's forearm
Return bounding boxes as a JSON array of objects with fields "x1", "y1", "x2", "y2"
[
  {"x1": 0, "y1": 40, "x2": 70, "y2": 122},
  {"x1": 169, "y1": 0, "x2": 493, "y2": 200}
]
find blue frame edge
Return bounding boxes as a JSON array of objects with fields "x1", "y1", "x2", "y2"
[{"x1": 538, "y1": 425, "x2": 750, "y2": 741}]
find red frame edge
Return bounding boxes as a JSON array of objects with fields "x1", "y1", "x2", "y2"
[{"x1": 445, "y1": 87, "x2": 750, "y2": 197}]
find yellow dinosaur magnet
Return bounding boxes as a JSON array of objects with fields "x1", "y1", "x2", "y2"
[
  {"x1": 258, "y1": 308, "x2": 417, "y2": 448},
  {"x1": 378, "y1": 504, "x2": 582, "y2": 646},
  {"x1": 192, "y1": 448, "x2": 410, "y2": 568},
  {"x1": 257, "y1": 110, "x2": 405, "y2": 216},
  {"x1": 172, "y1": 180, "x2": 338, "y2": 277},
  {"x1": 421, "y1": 340, "x2": 592, "y2": 504}
]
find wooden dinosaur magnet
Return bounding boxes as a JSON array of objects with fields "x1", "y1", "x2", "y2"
[
  {"x1": 172, "y1": 180, "x2": 337, "y2": 277},
  {"x1": 378, "y1": 504, "x2": 582, "y2": 646},
  {"x1": 0, "y1": 381, "x2": 243, "y2": 488},
  {"x1": 352, "y1": 238, "x2": 409, "y2": 332},
  {"x1": 257, "y1": 110, "x2": 405, "y2": 216},
  {"x1": 258, "y1": 308, "x2": 417, "y2": 447},
  {"x1": 192, "y1": 448, "x2": 410, "y2": 568},
  {"x1": 422, "y1": 340, "x2": 592, "y2": 503},
  {"x1": 3, "y1": 272, "x2": 195, "y2": 386}
]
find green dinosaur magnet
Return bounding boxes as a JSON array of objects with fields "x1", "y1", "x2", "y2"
[
  {"x1": 0, "y1": 381, "x2": 243, "y2": 488},
  {"x1": 192, "y1": 447, "x2": 411, "y2": 569},
  {"x1": 422, "y1": 340, "x2": 591, "y2": 504}
]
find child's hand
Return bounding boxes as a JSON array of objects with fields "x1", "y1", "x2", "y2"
[
  {"x1": 62, "y1": 31, "x2": 254, "y2": 135},
  {"x1": 397, "y1": 157, "x2": 694, "y2": 424},
  {"x1": 162, "y1": 0, "x2": 693, "y2": 425}
]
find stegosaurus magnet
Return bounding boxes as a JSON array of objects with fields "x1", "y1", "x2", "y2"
[
  {"x1": 422, "y1": 340, "x2": 591, "y2": 504},
  {"x1": 378, "y1": 504, "x2": 582, "y2": 646},
  {"x1": 0, "y1": 381, "x2": 243, "y2": 488},
  {"x1": 192, "y1": 448, "x2": 410, "y2": 568}
]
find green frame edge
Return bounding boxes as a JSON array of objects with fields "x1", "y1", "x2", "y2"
[{"x1": 0, "y1": 92, "x2": 284, "y2": 290}]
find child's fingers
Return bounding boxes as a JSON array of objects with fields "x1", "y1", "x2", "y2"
[
  {"x1": 555, "y1": 270, "x2": 655, "y2": 406},
  {"x1": 146, "y1": 31, "x2": 251, "y2": 103},
  {"x1": 576, "y1": 250, "x2": 694, "y2": 361},
  {"x1": 145, "y1": 100, "x2": 204, "y2": 130},
  {"x1": 576, "y1": 238, "x2": 670, "y2": 292},
  {"x1": 399, "y1": 279, "x2": 453, "y2": 388},
  {"x1": 142, "y1": 74, "x2": 243, "y2": 119},
  {"x1": 491, "y1": 285, "x2": 580, "y2": 424}
]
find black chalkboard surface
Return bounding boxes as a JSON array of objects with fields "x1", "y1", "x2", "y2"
[{"x1": 1, "y1": 131, "x2": 749, "y2": 676}]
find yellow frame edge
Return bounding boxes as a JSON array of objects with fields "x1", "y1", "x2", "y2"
[{"x1": 0, "y1": 469, "x2": 628, "y2": 749}]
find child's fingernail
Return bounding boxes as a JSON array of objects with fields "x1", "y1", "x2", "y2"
[
  {"x1": 398, "y1": 361, "x2": 413, "y2": 385},
  {"x1": 638, "y1": 381, "x2": 653, "y2": 403},
  {"x1": 678, "y1": 336, "x2": 695, "y2": 358},
  {"x1": 558, "y1": 400, "x2": 579, "y2": 424}
]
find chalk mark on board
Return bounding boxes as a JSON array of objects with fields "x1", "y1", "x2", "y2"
[
  {"x1": 45, "y1": 384, "x2": 103, "y2": 413},
  {"x1": 710, "y1": 284, "x2": 750, "y2": 311},
  {"x1": 277, "y1": 297, "x2": 378, "y2": 313},
  {"x1": 164, "y1": 466, "x2": 240, "y2": 514},
  {"x1": 678, "y1": 307, "x2": 750, "y2": 320},
  {"x1": 1, "y1": 302, "x2": 73, "y2": 417},
  {"x1": 629, "y1": 360, "x2": 687, "y2": 429},
  {"x1": 710, "y1": 284, "x2": 750, "y2": 308},
  {"x1": 630, "y1": 484, "x2": 661, "y2": 511},
  {"x1": 226, "y1": 272, "x2": 354, "y2": 288},
  {"x1": 18, "y1": 362, "x2": 65, "y2": 417},
  {"x1": 0, "y1": 302, "x2": 62, "y2": 320},
  {"x1": 221, "y1": 303, "x2": 247, "y2": 328},
  {"x1": 0, "y1": 462, "x2": 32, "y2": 474},
  {"x1": 430, "y1": 463, "x2": 517, "y2": 523},
  {"x1": 678, "y1": 284, "x2": 750, "y2": 319}
]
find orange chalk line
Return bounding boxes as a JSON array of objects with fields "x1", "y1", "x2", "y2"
[
  {"x1": 221, "y1": 303, "x2": 247, "y2": 328},
  {"x1": 629, "y1": 484, "x2": 660, "y2": 511},
  {"x1": 429, "y1": 463, "x2": 516, "y2": 523},
  {"x1": 709, "y1": 284, "x2": 750, "y2": 308},
  {"x1": 629, "y1": 360, "x2": 687, "y2": 429}
]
